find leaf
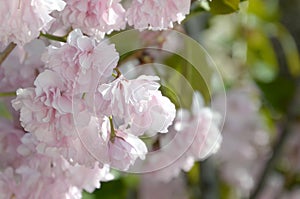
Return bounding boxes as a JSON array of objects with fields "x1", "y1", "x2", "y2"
[
  {"x1": 256, "y1": 76, "x2": 296, "y2": 113},
  {"x1": 82, "y1": 179, "x2": 127, "y2": 199},
  {"x1": 209, "y1": 0, "x2": 240, "y2": 14}
]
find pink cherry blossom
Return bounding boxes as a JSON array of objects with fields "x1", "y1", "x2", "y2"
[
  {"x1": 0, "y1": 39, "x2": 45, "y2": 92},
  {"x1": 139, "y1": 174, "x2": 188, "y2": 199},
  {"x1": 12, "y1": 87, "x2": 102, "y2": 167},
  {"x1": 142, "y1": 92, "x2": 222, "y2": 182},
  {"x1": 43, "y1": 29, "x2": 119, "y2": 93},
  {"x1": 98, "y1": 75, "x2": 176, "y2": 136},
  {"x1": 127, "y1": 0, "x2": 190, "y2": 30},
  {"x1": 0, "y1": 119, "x2": 24, "y2": 170},
  {"x1": 0, "y1": 0, "x2": 66, "y2": 45},
  {"x1": 213, "y1": 85, "x2": 270, "y2": 195},
  {"x1": 60, "y1": 0, "x2": 126, "y2": 37},
  {"x1": 93, "y1": 116, "x2": 148, "y2": 170},
  {"x1": 108, "y1": 130, "x2": 147, "y2": 170},
  {"x1": 2, "y1": 132, "x2": 112, "y2": 199}
]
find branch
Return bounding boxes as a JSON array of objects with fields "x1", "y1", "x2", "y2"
[{"x1": 0, "y1": 43, "x2": 16, "y2": 65}]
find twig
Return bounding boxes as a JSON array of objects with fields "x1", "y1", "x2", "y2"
[
  {"x1": 0, "y1": 43, "x2": 16, "y2": 65},
  {"x1": 40, "y1": 32, "x2": 67, "y2": 43},
  {"x1": 0, "y1": 92, "x2": 16, "y2": 97}
]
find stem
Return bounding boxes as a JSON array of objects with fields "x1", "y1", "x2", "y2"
[
  {"x1": 40, "y1": 32, "x2": 67, "y2": 43},
  {"x1": 109, "y1": 116, "x2": 116, "y2": 141},
  {"x1": 0, "y1": 43, "x2": 16, "y2": 65},
  {"x1": 0, "y1": 92, "x2": 16, "y2": 97},
  {"x1": 249, "y1": 78, "x2": 300, "y2": 199},
  {"x1": 113, "y1": 67, "x2": 122, "y2": 78}
]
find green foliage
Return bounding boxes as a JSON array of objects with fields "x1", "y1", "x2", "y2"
[
  {"x1": 256, "y1": 76, "x2": 296, "y2": 113},
  {"x1": 82, "y1": 179, "x2": 128, "y2": 199},
  {"x1": 246, "y1": 26, "x2": 279, "y2": 82},
  {"x1": 209, "y1": 0, "x2": 240, "y2": 14}
]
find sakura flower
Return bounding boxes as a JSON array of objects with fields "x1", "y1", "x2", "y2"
[
  {"x1": 108, "y1": 130, "x2": 147, "y2": 170},
  {"x1": 142, "y1": 91, "x2": 222, "y2": 182},
  {"x1": 0, "y1": 118, "x2": 112, "y2": 199},
  {"x1": 0, "y1": 0, "x2": 66, "y2": 45},
  {"x1": 0, "y1": 39, "x2": 45, "y2": 92},
  {"x1": 94, "y1": 116, "x2": 148, "y2": 170},
  {"x1": 12, "y1": 29, "x2": 120, "y2": 167},
  {"x1": 213, "y1": 85, "x2": 270, "y2": 196},
  {"x1": 60, "y1": 0, "x2": 126, "y2": 37},
  {"x1": 139, "y1": 174, "x2": 188, "y2": 199},
  {"x1": 43, "y1": 29, "x2": 119, "y2": 93},
  {"x1": 98, "y1": 75, "x2": 176, "y2": 136},
  {"x1": 12, "y1": 87, "x2": 102, "y2": 167},
  {"x1": 127, "y1": 0, "x2": 190, "y2": 30},
  {"x1": 0, "y1": 119, "x2": 24, "y2": 170}
]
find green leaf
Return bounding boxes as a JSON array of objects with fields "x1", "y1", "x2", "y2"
[
  {"x1": 256, "y1": 76, "x2": 296, "y2": 113},
  {"x1": 209, "y1": 0, "x2": 240, "y2": 14},
  {"x1": 82, "y1": 179, "x2": 127, "y2": 199}
]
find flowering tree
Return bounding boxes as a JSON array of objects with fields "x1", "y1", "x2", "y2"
[{"x1": 0, "y1": 0, "x2": 300, "y2": 199}]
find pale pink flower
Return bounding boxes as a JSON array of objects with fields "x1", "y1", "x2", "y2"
[
  {"x1": 0, "y1": 120, "x2": 112, "y2": 199},
  {"x1": 0, "y1": 119, "x2": 24, "y2": 169},
  {"x1": 96, "y1": 117, "x2": 148, "y2": 170},
  {"x1": 213, "y1": 85, "x2": 270, "y2": 195},
  {"x1": 0, "y1": 0, "x2": 66, "y2": 45},
  {"x1": 98, "y1": 75, "x2": 176, "y2": 136},
  {"x1": 127, "y1": 0, "x2": 190, "y2": 30},
  {"x1": 12, "y1": 29, "x2": 120, "y2": 167},
  {"x1": 43, "y1": 29, "x2": 119, "y2": 93},
  {"x1": 12, "y1": 87, "x2": 103, "y2": 167},
  {"x1": 108, "y1": 130, "x2": 147, "y2": 170},
  {"x1": 60, "y1": 0, "x2": 126, "y2": 37},
  {"x1": 139, "y1": 174, "x2": 188, "y2": 199},
  {"x1": 0, "y1": 168, "x2": 20, "y2": 199},
  {"x1": 0, "y1": 39, "x2": 45, "y2": 92},
  {"x1": 0, "y1": 131, "x2": 112, "y2": 199},
  {"x1": 142, "y1": 92, "x2": 222, "y2": 182}
]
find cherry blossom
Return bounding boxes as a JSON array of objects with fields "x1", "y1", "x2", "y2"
[
  {"x1": 126, "y1": 0, "x2": 190, "y2": 30},
  {"x1": 12, "y1": 29, "x2": 119, "y2": 167},
  {"x1": 98, "y1": 75, "x2": 176, "y2": 136},
  {"x1": 101, "y1": 118, "x2": 148, "y2": 170},
  {"x1": 60, "y1": 0, "x2": 126, "y2": 37},
  {"x1": 142, "y1": 92, "x2": 222, "y2": 181},
  {"x1": 0, "y1": 39, "x2": 45, "y2": 92},
  {"x1": 213, "y1": 85, "x2": 270, "y2": 196},
  {"x1": 138, "y1": 174, "x2": 188, "y2": 199},
  {"x1": 0, "y1": 0, "x2": 66, "y2": 45},
  {"x1": 0, "y1": 119, "x2": 112, "y2": 199}
]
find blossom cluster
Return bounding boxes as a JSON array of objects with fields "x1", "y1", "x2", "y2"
[
  {"x1": 0, "y1": 0, "x2": 191, "y2": 46},
  {"x1": 12, "y1": 29, "x2": 176, "y2": 170},
  {"x1": 0, "y1": 119, "x2": 112, "y2": 199},
  {"x1": 0, "y1": 1, "x2": 224, "y2": 198},
  {"x1": 142, "y1": 92, "x2": 222, "y2": 182},
  {"x1": 213, "y1": 85, "x2": 270, "y2": 196}
]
